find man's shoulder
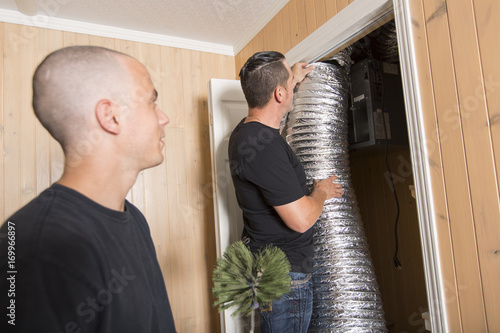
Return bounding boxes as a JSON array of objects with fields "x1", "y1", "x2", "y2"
[
  {"x1": 2, "y1": 186, "x2": 58, "y2": 241},
  {"x1": 1, "y1": 185, "x2": 118, "y2": 266},
  {"x1": 229, "y1": 122, "x2": 284, "y2": 158},
  {"x1": 3, "y1": 185, "x2": 89, "y2": 234}
]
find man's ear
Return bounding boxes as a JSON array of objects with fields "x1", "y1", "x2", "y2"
[
  {"x1": 95, "y1": 99, "x2": 120, "y2": 134},
  {"x1": 274, "y1": 86, "x2": 285, "y2": 103}
]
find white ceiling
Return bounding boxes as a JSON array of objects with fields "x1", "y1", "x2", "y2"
[{"x1": 0, "y1": 0, "x2": 289, "y2": 55}]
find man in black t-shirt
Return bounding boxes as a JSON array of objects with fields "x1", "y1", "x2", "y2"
[
  {"x1": 228, "y1": 51, "x2": 344, "y2": 333},
  {"x1": 0, "y1": 46, "x2": 176, "y2": 332}
]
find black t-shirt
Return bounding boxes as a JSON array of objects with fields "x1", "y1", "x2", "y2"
[
  {"x1": 0, "y1": 184, "x2": 176, "y2": 333},
  {"x1": 228, "y1": 119, "x2": 313, "y2": 273}
]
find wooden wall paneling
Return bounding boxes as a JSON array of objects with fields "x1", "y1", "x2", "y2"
[
  {"x1": 369, "y1": 152, "x2": 396, "y2": 328},
  {"x1": 350, "y1": 147, "x2": 429, "y2": 332},
  {"x1": 241, "y1": 37, "x2": 255, "y2": 66},
  {"x1": 396, "y1": 151, "x2": 418, "y2": 330},
  {"x1": 377, "y1": 151, "x2": 397, "y2": 329},
  {"x1": 18, "y1": 25, "x2": 35, "y2": 208},
  {"x1": 360, "y1": 152, "x2": 386, "y2": 314},
  {"x1": 336, "y1": 0, "x2": 350, "y2": 12},
  {"x1": 304, "y1": 0, "x2": 317, "y2": 35},
  {"x1": 199, "y1": 51, "x2": 215, "y2": 330},
  {"x1": 163, "y1": 125, "x2": 188, "y2": 328},
  {"x1": 234, "y1": 48, "x2": 246, "y2": 76},
  {"x1": 0, "y1": 22, "x2": 4, "y2": 220},
  {"x1": 384, "y1": 151, "x2": 406, "y2": 332},
  {"x1": 179, "y1": 48, "x2": 206, "y2": 332},
  {"x1": 378, "y1": 151, "x2": 407, "y2": 331},
  {"x1": 62, "y1": 30, "x2": 89, "y2": 47},
  {"x1": 200, "y1": 53, "x2": 220, "y2": 332},
  {"x1": 3, "y1": 24, "x2": 22, "y2": 219},
  {"x1": 281, "y1": 4, "x2": 293, "y2": 52},
  {"x1": 324, "y1": 0, "x2": 338, "y2": 20},
  {"x1": 295, "y1": 0, "x2": 309, "y2": 42},
  {"x1": 219, "y1": 54, "x2": 237, "y2": 81},
  {"x1": 162, "y1": 46, "x2": 186, "y2": 128},
  {"x1": 474, "y1": 0, "x2": 500, "y2": 195},
  {"x1": 88, "y1": 35, "x2": 115, "y2": 49},
  {"x1": 447, "y1": 0, "x2": 500, "y2": 330},
  {"x1": 401, "y1": 149, "x2": 428, "y2": 329},
  {"x1": 474, "y1": 0, "x2": 500, "y2": 324},
  {"x1": 172, "y1": 48, "x2": 196, "y2": 331},
  {"x1": 201, "y1": 51, "x2": 230, "y2": 332},
  {"x1": 401, "y1": 150, "x2": 418, "y2": 321},
  {"x1": 235, "y1": 36, "x2": 252, "y2": 72},
  {"x1": 288, "y1": 0, "x2": 301, "y2": 48},
  {"x1": 422, "y1": 0, "x2": 487, "y2": 330},
  {"x1": 404, "y1": 1, "x2": 461, "y2": 330},
  {"x1": 371, "y1": 151, "x2": 394, "y2": 326},
  {"x1": 314, "y1": 0, "x2": 327, "y2": 28},
  {"x1": 257, "y1": 31, "x2": 266, "y2": 51},
  {"x1": 271, "y1": 13, "x2": 286, "y2": 55},
  {"x1": 392, "y1": 149, "x2": 418, "y2": 331},
  {"x1": 352, "y1": 150, "x2": 397, "y2": 328},
  {"x1": 264, "y1": 18, "x2": 275, "y2": 53},
  {"x1": 382, "y1": 151, "x2": 406, "y2": 332},
  {"x1": 196, "y1": 52, "x2": 216, "y2": 332},
  {"x1": 236, "y1": 38, "x2": 251, "y2": 72},
  {"x1": 262, "y1": 21, "x2": 272, "y2": 52},
  {"x1": 365, "y1": 159, "x2": 395, "y2": 330},
  {"x1": 367, "y1": 152, "x2": 386, "y2": 319}
]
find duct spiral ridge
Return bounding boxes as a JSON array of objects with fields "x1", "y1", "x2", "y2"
[
  {"x1": 286, "y1": 56, "x2": 388, "y2": 332},
  {"x1": 375, "y1": 20, "x2": 399, "y2": 63}
]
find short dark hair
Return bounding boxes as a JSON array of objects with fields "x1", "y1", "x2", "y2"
[{"x1": 239, "y1": 51, "x2": 290, "y2": 109}]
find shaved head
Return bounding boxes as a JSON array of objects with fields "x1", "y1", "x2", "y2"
[{"x1": 32, "y1": 46, "x2": 133, "y2": 150}]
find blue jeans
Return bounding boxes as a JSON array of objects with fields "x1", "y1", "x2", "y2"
[{"x1": 259, "y1": 272, "x2": 313, "y2": 333}]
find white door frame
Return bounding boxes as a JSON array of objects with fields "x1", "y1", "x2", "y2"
[{"x1": 285, "y1": 0, "x2": 445, "y2": 331}]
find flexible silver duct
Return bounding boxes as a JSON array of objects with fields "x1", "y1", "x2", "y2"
[
  {"x1": 286, "y1": 56, "x2": 388, "y2": 332},
  {"x1": 375, "y1": 20, "x2": 399, "y2": 63}
]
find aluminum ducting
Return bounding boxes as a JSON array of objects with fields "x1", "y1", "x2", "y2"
[
  {"x1": 375, "y1": 20, "x2": 399, "y2": 63},
  {"x1": 286, "y1": 56, "x2": 388, "y2": 332}
]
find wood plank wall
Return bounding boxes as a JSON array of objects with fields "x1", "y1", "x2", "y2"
[
  {"x1": 0, "y1": 22, "x2": 236, "y2": 332},
  {"x1": 236, "y1": 0, "x2": 500, "y2": 331},
  {"x1": 350, "y1": 147, "x2": 428, "y2": 333},
  {"x1": 406, "y1": 0, "x2": 500, "y2": 331}
]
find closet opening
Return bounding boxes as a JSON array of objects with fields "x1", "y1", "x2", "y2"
[{"x1": 346, "y1": 19, "x2": 429, "y2": 333}]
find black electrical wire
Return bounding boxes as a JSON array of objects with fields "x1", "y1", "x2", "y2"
[
  {"x1": 358, "y1": 38, "x2": 402, "y2": 269},
  {"x1": 376, "y1": 59, "x2": 403, "y2": 270},
  {"x1": 382, "y1": 106, "x2": 402, "y2": 270}
]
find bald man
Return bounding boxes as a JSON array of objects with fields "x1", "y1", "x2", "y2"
[{"x1": 0, "y1": 46, "x2": 176, "y2": 332}]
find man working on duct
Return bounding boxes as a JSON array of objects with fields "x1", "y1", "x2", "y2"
[
  {"x1": 0, "y1": 46, "x2": 176, "y2": 332},
  {"x1": 228, "y1": 51, "x2": 344, "y2": 332}
]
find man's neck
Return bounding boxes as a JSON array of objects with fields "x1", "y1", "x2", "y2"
[
  {"x1": 58, "y1": 159, "x2": 137, "y2": 212},
  {"x1": 245, "y1": 106, "x2": 285, "y2": 129}
]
